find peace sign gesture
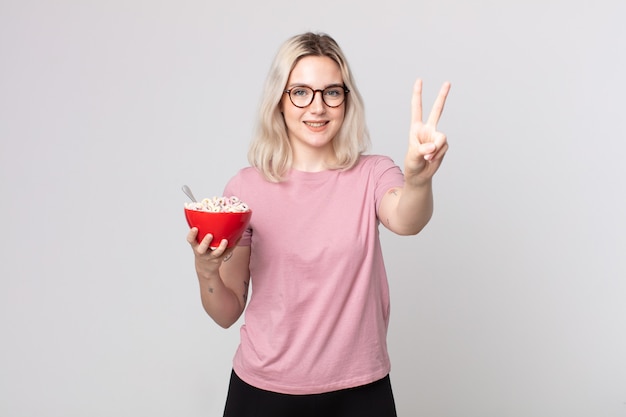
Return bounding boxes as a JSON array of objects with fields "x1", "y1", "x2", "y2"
[{"x1": 404, "y1": 79, "x2": 451, "y2": 186}]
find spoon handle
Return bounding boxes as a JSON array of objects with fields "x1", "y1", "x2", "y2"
[{"x1": 182, "y1": 184, "x2": 198, "y2": 202}]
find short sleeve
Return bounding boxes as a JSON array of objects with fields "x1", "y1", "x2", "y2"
[{"x1": 372, "y1": 156, "x2": 405, "y2": 215}]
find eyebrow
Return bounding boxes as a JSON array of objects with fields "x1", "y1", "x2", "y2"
[{"x1": 286, "y1": 83, "x2": 344, "y2": 89}]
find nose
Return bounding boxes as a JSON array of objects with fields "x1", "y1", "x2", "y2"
[{"x1": 309, "y1": 90, "x2": 326, "y2": 113}]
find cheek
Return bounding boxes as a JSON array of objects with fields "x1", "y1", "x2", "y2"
[
  {"x1": 281, "y1": 104, "x2": 301, "y2": 124},
  {"x1": 334, "y1": 108, "x2": 346, "y2": 125}
]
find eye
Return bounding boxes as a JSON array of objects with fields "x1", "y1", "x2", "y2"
[
  {"x1": 291, "y1": 87, "x2": 311, "y2": 97},
  {"x1": 325, "y1": 87, "x2": 344, "y2": 97}
]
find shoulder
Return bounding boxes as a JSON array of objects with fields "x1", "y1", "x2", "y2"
[
  {"x1": 224, "y1": 166, "x2": 265, "y2": 194},
  {"x1": 231, "y1": 166, "x2": 261, "y2": 178},
  {"x1": 227, "y1": 166, "x2": 264, "y2": 184},
  {"x1": 358, "y1": 154, "x2": 397, "y2": 166},
  {"x1": 355, "y1": 154, "x2": 402, "y2": 174}
]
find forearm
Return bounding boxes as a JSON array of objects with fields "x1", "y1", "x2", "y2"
[
  {"x1": 389, "y1": 179, "x2": 434, "y2": 235},
  {"x1": 196, "y1": 269, "x2": 245, "y2": 329}
]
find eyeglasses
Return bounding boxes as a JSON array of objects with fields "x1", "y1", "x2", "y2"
[{"x1": 283, "y1": 85, "x2": 349, "y2": 108}]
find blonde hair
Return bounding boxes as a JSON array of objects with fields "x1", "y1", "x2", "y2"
[{"x1": 248, "y1": 32, "x2": 370, "y2": 182}]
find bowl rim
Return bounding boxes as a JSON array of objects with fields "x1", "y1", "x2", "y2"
[{"x1": 184, "y1": 207, "x2": 252, "y2": 214}]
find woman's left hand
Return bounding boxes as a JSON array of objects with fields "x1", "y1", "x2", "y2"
[{"x1": 404, "y1": 79, "x2": 451, "y2": 186}]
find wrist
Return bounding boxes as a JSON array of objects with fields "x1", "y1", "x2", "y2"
[
  {"x1": 403, "y1": 174, "x2": 432, "y2": 190},
  {"x1": 195, "y1": 262, "x2": 221, "y2": 283}
]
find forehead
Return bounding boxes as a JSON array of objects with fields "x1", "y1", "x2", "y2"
[{"x1": 287, "y1": 56, "x2": 343, "y2": 86}]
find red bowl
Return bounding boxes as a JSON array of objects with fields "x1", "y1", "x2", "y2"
[{"x1": 184, "y1": 208, "x2": 252, "y2": 249}]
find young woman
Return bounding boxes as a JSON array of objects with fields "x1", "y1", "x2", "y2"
[{"x1": 187, "y1": 32, "x2": 451, "y2": 417}]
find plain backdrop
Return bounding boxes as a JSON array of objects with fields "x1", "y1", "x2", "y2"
[{"x1": 1, "y1": 0, "x2": 625, "y2": 416}]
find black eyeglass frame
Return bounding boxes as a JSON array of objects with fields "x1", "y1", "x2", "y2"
[{"x1": 283, "y1": 85, "x2": 350, "y2": 108}]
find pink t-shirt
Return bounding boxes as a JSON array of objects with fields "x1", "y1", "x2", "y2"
[{"x1": 223, "y1": 154, "x2": 405, "y2": 395}]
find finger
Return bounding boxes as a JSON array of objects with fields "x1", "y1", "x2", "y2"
[
  {"x1": 186, "y1": 227, "x2": 199, "y2": 244},
  {"x1": 411, "y1": 79, "x2": 423, "y2": 124},
  {"x1": 426, "y1": 81, "x2": 451, "y2": 127},
  {"x1": 424, "y1": 132, "x2": 447, "y2": 160},
  {"x1": 419, "y1": 142, "x2": 437, "y2": 159},
  {"x1": 429, "y1": 141, "x2": 449, "y2": 162},
  {"x1": 212, "y1": 238, "x2": 228, "y2": 255},
  {"x1": 433, "y1": 131, "x2": 447, "y2": 150},
  {"x1": 197, "y1": 233, "x2": 214, "y2": 254}
]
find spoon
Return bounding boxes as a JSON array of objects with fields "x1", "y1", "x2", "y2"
[{"x1": 181, "y1": 184, "x2": 198, "y2": 202}]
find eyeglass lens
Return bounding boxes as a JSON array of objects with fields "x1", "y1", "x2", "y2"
[{"x1": 287, "y1": 86, "x2": 347, "y2": 108}]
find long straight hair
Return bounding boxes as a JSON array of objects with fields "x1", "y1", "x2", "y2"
[{"x1": 248, "y1": 32, "x2": 370, "y2": 182}]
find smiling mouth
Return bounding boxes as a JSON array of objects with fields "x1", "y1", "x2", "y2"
[{"x1": 304, "y1": 121, "x2": 328, "y2": 127}]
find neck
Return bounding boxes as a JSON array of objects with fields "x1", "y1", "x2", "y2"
[
  {"x1": 290, "y1": 143, "x2": 336, "y2": 172},
  {"x1": 292, "y1": 152, "x2": 338, "y2": 172}
]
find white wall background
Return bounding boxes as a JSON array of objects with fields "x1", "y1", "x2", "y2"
[{"x1": 1, "y1": 0, "x2": 625, "y2": 416}]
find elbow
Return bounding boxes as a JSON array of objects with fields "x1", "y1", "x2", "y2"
[
  {"x1": 203, "y1": 306, "x2": 242, "y2": 329},
  {"x1": 215, "y1": 307, "x2": 245, "y2": 329},
  {"x1": 201, "y1": 292, "x2": 246, "y2": 329},
  {"x1": 391, "y1": 215, "x2": 432, "y2": 236},
  {"x1": 213, "y1": 315, "x2": 240, "y2": 329},
  {"x1": 217, "y1": 321, "x2": 235, "y2": 329},
  {"x1": 395, "y1": 224, "x2": 425, "y2": 236}
]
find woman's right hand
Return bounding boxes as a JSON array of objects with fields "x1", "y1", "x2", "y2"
[
  {"x1": 186, "y1": 227, "x2": 233, "y2": 280},
  {"x1": 186, "y1": 227, "x2": 250, "y2": 329}
]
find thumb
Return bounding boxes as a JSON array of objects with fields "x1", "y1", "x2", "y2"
[{"x1": 419, "y1": 142, "x2": 436, "y2": 156}]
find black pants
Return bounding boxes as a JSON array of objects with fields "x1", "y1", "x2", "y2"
[{"x1": 223, "y1": 370, "x2": 398, "y2": 417}]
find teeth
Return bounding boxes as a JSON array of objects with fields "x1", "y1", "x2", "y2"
[{"x1": 306, "y1": 122, "x2": 326, "y2": 127}]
